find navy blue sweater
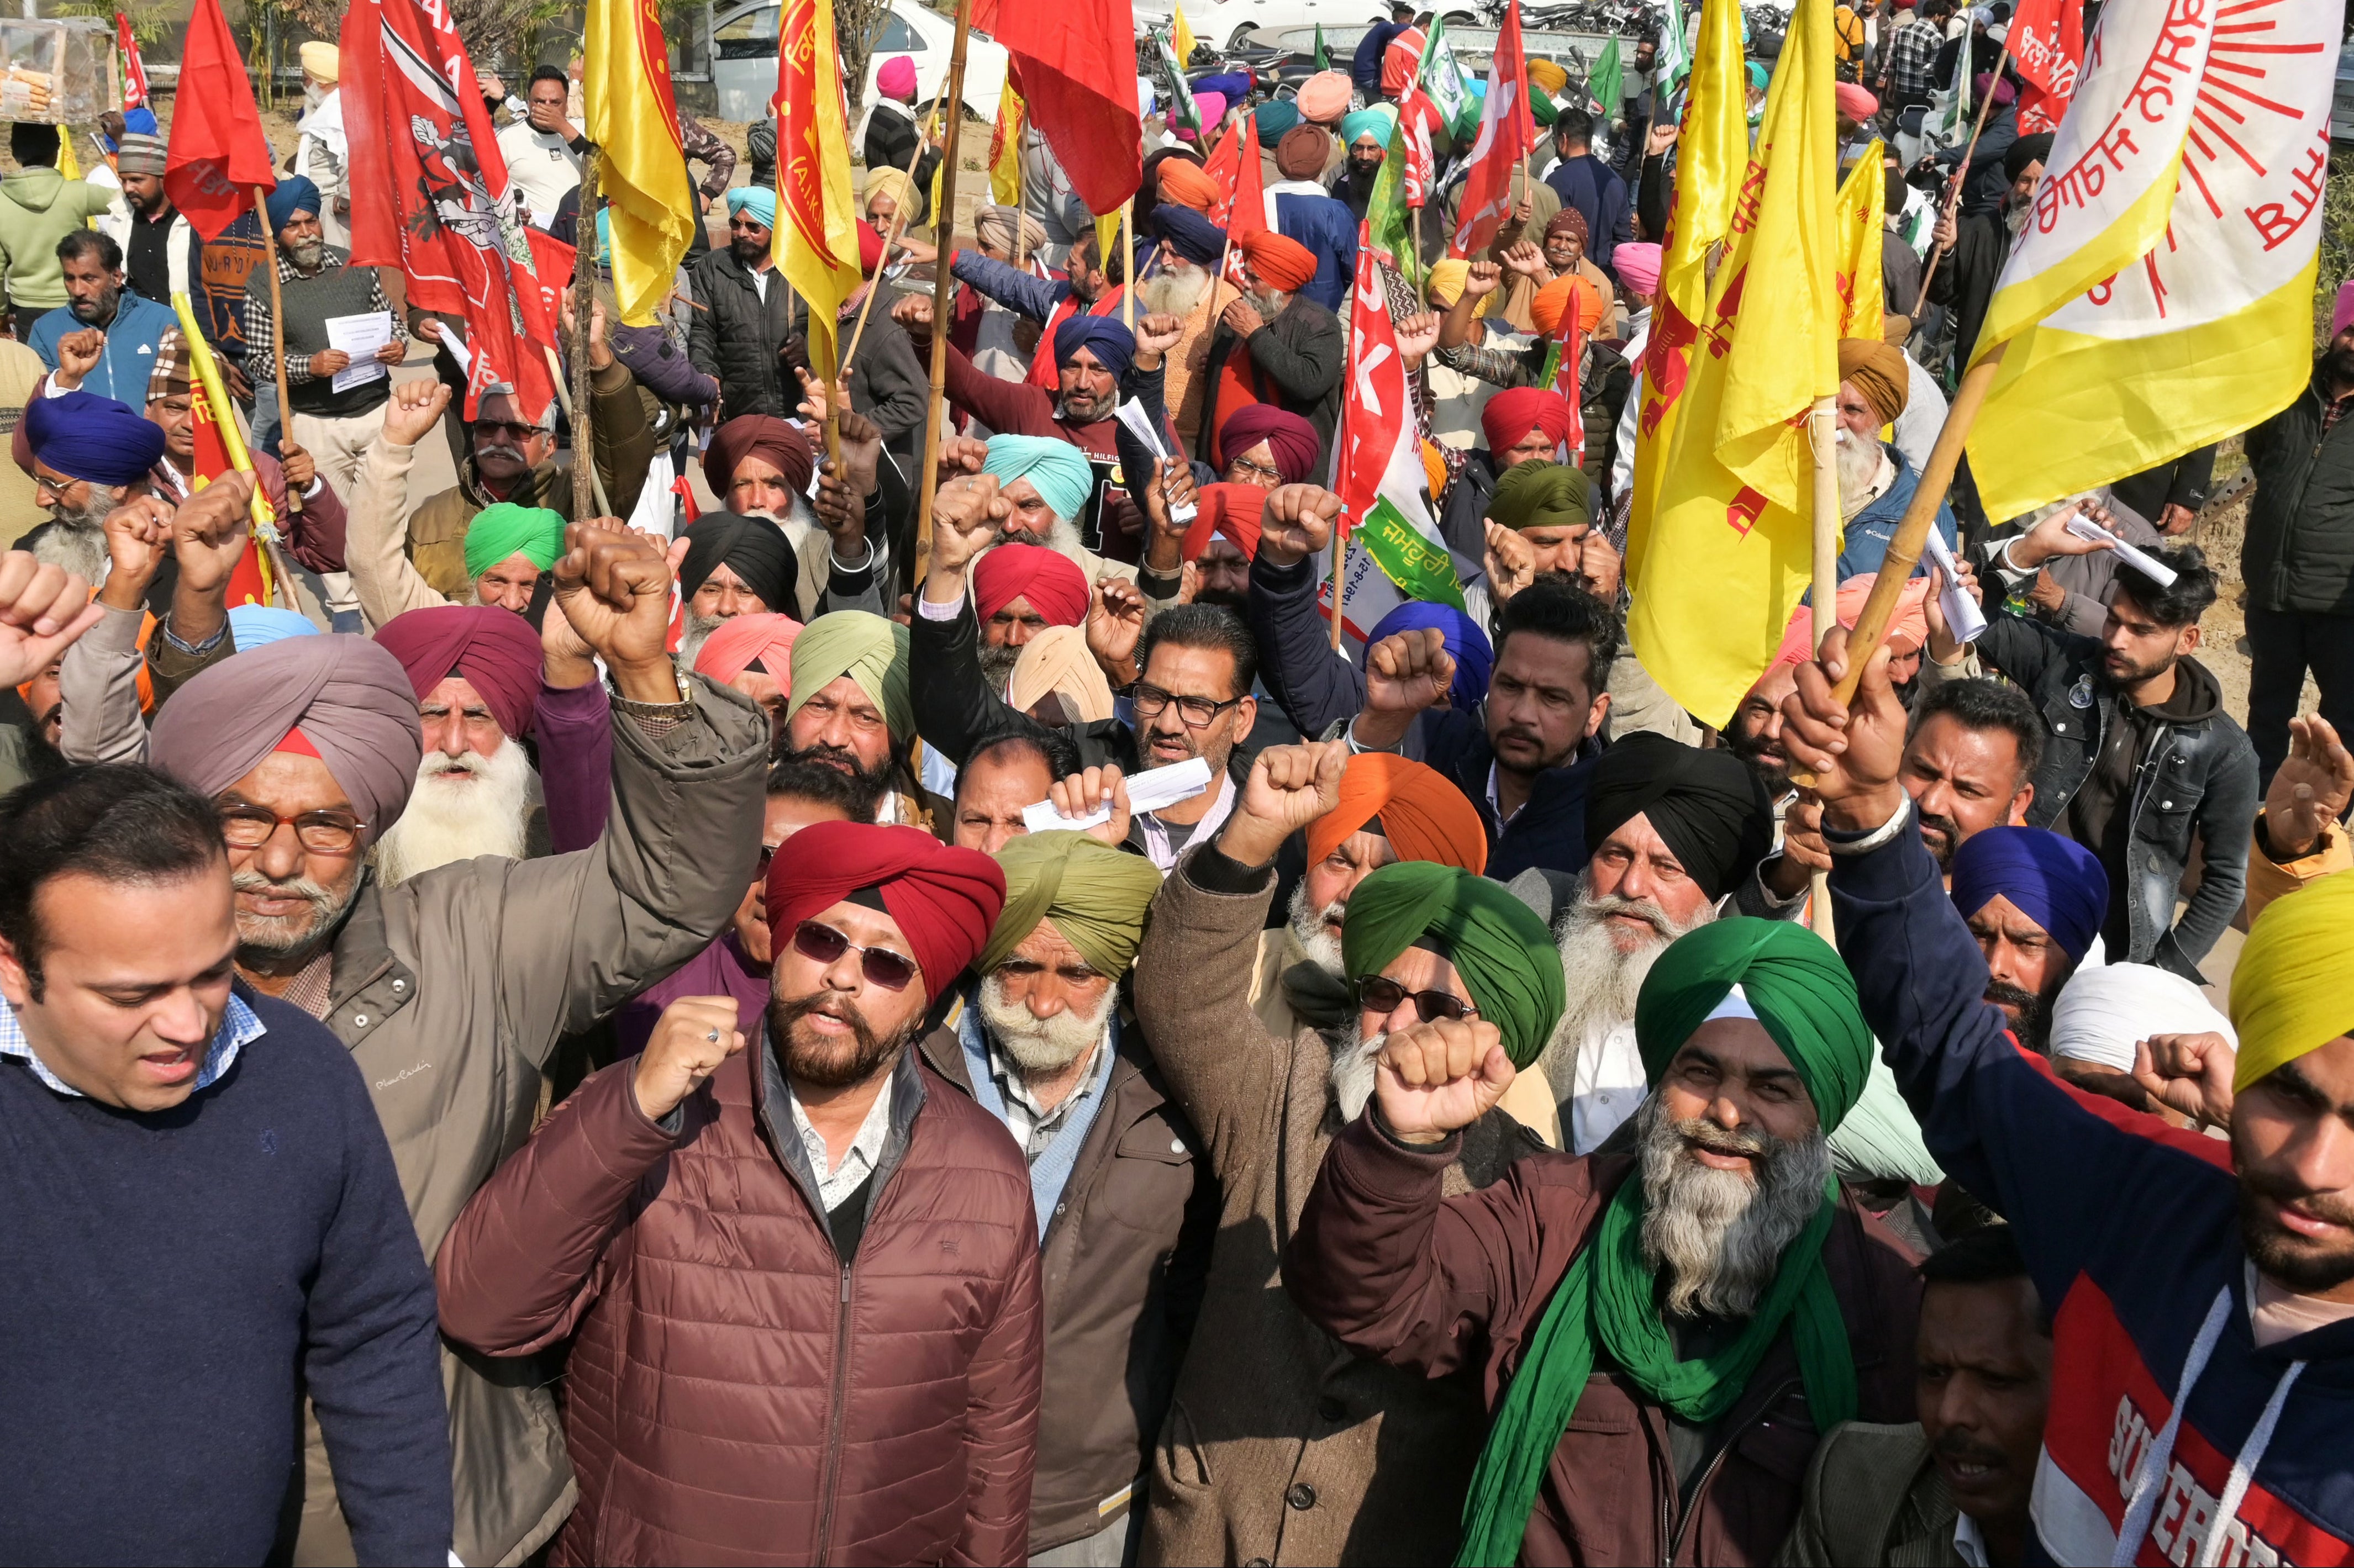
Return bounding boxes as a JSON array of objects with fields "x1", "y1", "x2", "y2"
[{"x1": 0, "y1": 986, "x2": 451, "y2": 1565}]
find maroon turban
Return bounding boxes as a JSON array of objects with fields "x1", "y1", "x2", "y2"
[
  {"x1": 1216, "y1": 403, "x2": 1321, "y2": 483},
  {"x1": 766, "y1": 821, "x2": 1007, "y2": 1004},
  {"x1": 1481, "y1": 387, "x2": 1578, "y2": 456},
  {"x1": 372, "y1": 604, "x2": 544, "y2": 739},
  {"x1": 972, "y1": 543, "x2": 1089, "y2": 627},
  {"x1": 704, "y1": 415, "x2": 817, "y2": 497}
]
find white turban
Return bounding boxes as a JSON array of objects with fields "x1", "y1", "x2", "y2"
[{"x1": 2050, "y1": 963, "x2": 2237, "y2": 1073}]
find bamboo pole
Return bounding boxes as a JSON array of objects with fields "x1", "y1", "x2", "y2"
[
  {"x1": 571, "y1": 152, "x2": 601, "y2": 519},
  {"x1": 251, "y1": 189, "x2": 302, "y2": 519},
  {"x1": 1909, "y1": 45, "x2": 2010, "y2": 319},
  {"x1": 1806, "y1": 392, "x2": 1839, "y2": 941},
  {"x1": 541, "y1": 346, "x2": 612, "y2": 516},
  {"x1": 840, "y1": 200, "x2": 914, "y2": 381},
  {"x1": 914, "y1": 0, "x2": 975, "y2": 591},
  {"x1": 1120, "y1": 198, "x2": 1135, "y2": 331}
]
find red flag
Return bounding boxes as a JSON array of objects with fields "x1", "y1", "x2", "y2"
[
  {"x1": 162, "y1": 0, "x2": 274, "y2": 241},
  {"x1": 115, "y1": 13, "x2": 149, "y2": 109},
  {"x1": 973, "y1": 0, "x2": 1141, "y2": 214},
  {"x1": 1213, "y1": 114, "x2": 1265, "y2": 288},
  {"x1": 2007, "y1": 0, "x2": 2083, "y2": 134},
  {"x1": 1449, "y1": 0, "x2": 1536, "y2": 258},
  {"x1": 340, "y1": 0, "x2": 562, "y2": 421},
  {"x1": 1403, "y1": 107, "x2": 1435, "y2": 210},
  {"x1": 1200, "y1": 117, "x2": 1244, "y2": 212}
]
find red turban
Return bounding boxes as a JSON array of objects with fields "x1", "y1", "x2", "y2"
[
  {"x1": 1158, "y1": 157, "x2": 1222, "y2": 213},
  {"x1": 1239, "y1": 230, "x2": 1316, "y2": 294},
  {"x1": 372, "y1": 604, "x2": 543, "y2": 739},
  {"x1": 1307, "y1": 753, "x2": 1488, "y2": 875},
  {"x1": 1480, "y1": 388, "x2": 1578, "y2": 456},
  {"x1": 1181, "y1": 483, "x2": 1268, "y2": 562},
  {"x1": 858, "y1": 223, "x2": 885, "y2": 274},
  {"x1": 1215, "y1": 402, "x2": 1320, "y2": 482},
  {"x1": 766, "y1": 821, "x2": 1007, "y2": 1004},
  {"x1": 972, "y1": 543, "x2": 1089, "y2": 627},
  {"x1": 705, "y1": 415, "x2": 816, "y2": 497},
  {"x1": 693, "y1": 611, "x2": 803, "y2": 684}
]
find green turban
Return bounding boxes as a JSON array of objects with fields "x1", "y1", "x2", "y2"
[
  {"x1": 1486, "y1": 458, "x2": 1593, "y2": 533},
  {"x1": 1339, "y1": 861, "x2": 1564, "y2": 1070},
  {"x1": 1632, "y1": 918, "x2": 1872, "y2": 1133},
  {"x1": 463, "y1": 503, "x2": 566, "y2": 580},
  {"x1": 981, "y1": 831, "x2": 1164, "y2": 975},
  {"x1": 786, "y1": 611, "x2": 913, "y2": 743}
]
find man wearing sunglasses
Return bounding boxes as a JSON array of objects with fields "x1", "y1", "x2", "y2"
[
  {"x1": 136, "y1": 525, "x2": 770, "y2": 1568},
  {"x1": 441, "y1": 820, "x2": 1044, "y2": 1565},
  {"x1": 1130, "y1": 739, "x2": 1568, "y2": 1566}
]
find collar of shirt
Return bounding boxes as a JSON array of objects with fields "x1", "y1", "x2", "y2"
[
  {"x1": 988, "y1": 1027, "x2": 1108, "y2": 1150},
  {"x1": 1952, "y1": 1510, "x2": 1989, "y2": 1568},
  {"x1": 787, "y1": 1068, "x2": 895, "y2": 1210},
  {"x1": 0, "y1": 988, "x2": 264, "y2": 1100}
]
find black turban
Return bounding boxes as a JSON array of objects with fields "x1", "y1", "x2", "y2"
[
  {"x1": 678, "y1": 512, "x2": 799, "y2": 615},
  {"x1": 2004, "y1": 133, "x2": 2055, "y2": 183},
  {"x1": 1583, "y1": 732, "x2": 1775, "y2": 902}
]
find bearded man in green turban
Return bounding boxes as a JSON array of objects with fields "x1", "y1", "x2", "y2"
[{"x1": 1283, "y1": 917, "x2": 1925, "y2": 1566}]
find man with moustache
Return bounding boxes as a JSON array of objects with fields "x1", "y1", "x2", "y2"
[
  {"x1": 951, "y1": 727, "x2": 1084, "y2": 855},
  {"x1": 1945, "y1": 826, "x2": 2109, "y2": 1055},
  {"x1": 1897, "y1": 678, "x2": 2044, "y2": 874},
  {"x1": 18, "y1": 389, "x2": 165, "y2": 593},
  {"x1": 1138, "y1": 205, "x2": 1234, "y2": 449},
  {"x1": 437, "y1": 822, "x2": 1043, "y2": 1565},
  {"x1": 671, "y1": 510, "x2": 803, "y2": 671},
  {"x1": 780, "y1": 609, "x2": 931, "y2": 823},
  {"x1": 969, "y1": 542, "x2": 1091, "y2": 695},
  {"x1": 1194, "y1": 230, "x2": 1345, "y2": 458},
  {"x1": 368, "y1": 605, "x2": 548, "y2": 885},
  {"x1": 1283, "y1": 917, "x2": 1923, "y2": 1565},
  {"x1": 1133, "y1": 740, "x2": 1566, "y2": 1564}
]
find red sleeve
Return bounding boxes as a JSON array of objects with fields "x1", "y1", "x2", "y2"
[{"x1": 944, "y1": 341, "x2": 1058, "y2": 437}]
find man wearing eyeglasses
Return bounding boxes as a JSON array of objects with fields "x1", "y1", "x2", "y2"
[
  {"x1": 1129, "y1": 739, "x2": 1567, "y2": 1566},
  {"x1": 135, "y1": 525, "x2": 770, "y2": 1568},
  {"x1": 440, "y1": 820, "x2": 1044, "y2": 1565}
]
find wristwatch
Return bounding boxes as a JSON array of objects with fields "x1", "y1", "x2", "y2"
[{"x1": 608, "y1": 671, "x2": 693, "y2": 719}]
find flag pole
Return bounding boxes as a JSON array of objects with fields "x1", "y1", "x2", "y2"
[
  {"x1": 571, "y1": 152, "x2": 602, "y2": 518},
  {"x1": 250, "y1": 189, "x2": 302, "y2": 519},
  {"x1": 1805, "y1": 390, "x2": 1839, "y2": 939},
  {"x1": 840, "y1": 203, "x2": 914, "y2": 381},
  {"x1": 1120, "y1": 198, "x2": 1135, "y2": 331},
  {"x1": 1909, "y1": 44, "x2": 2009, "y2": 319},
  {"x1": 915, "y1": 0, "x2": 975, "y2": 592}
]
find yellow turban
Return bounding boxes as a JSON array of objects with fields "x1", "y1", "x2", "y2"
[
  {"x1": 1007, "y1": 625, "x2": 1115, "y2": 725},
  {"x1": 786, "y1": 610, "x2": 913, "y2": 743},
  {"x1": 863, "y1": 166, "x2": 921, "y2": 227},
  {"x1": 981, "y1": 830, "x2": 1165, "y2": 975},
  {"x1": 2230, "y1": 869, "x2": 2354, "y2": 1092},
  {"x1": 1426, "y1": 259, "x2": 1493, "y2": 319}
]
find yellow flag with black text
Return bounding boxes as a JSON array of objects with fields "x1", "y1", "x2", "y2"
[{"x1": 584, "y1": 0, "x2": 698, "y2": 325}]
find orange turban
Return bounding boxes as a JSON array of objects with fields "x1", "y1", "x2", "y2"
[
  {"x1": 1181, "y1": 482, "x2": 1268, "y2": 562},
  {"x1": 1530, "y1": 272, "x2": 1605, "y2": 339},
  {"x1": 693, "y1": 611, "x2": 804, "y2": 684},
  {"x1": 1158, "y1": 157, "x2": 1221, "y2": 214},
  {"x1": 1239, "y1": 230, "x2": 1317, "y2": 294},
  {"x1": 1306, "y1": 753, "x2": 1488, "y2": 875},
  {"x1": 1771, "y1": 572, "x2": 1932, "y2": 671}
]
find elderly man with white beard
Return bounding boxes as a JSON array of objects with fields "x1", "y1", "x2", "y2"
[
  {"x1": 1139, "y1": 204, "x2": 1237, "y2": 452},
  {"x1": 1829, "y1": 337, "x2": 1959, "y2": 582},
  {"x1": 1283, "y1": 917, "x2": 1925, "y2": 1566},
  {"x1": 915, "y1": 830, "x2": 1215, "y2": 1565},
  {"x1": 1131, "y1": 738, "x2": 1565, "y2": 1565},
  {"x1": 369, "y1": 604, "x2": 549, "y2": 884},
  {"x1": 18, "y1": 390, "x2": 166, "y2": 603}
]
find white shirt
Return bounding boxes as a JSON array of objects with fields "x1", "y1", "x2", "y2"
[
  {"x1": 787, "y1": 1074, "x2": 894, "y2": 1210},
  {"x1": 1952, "y1": 1511, "x2": 1989, "y2": 1568},
  {"x1": 494, "y1": 120, "x2": 583, "y2": 226},
  {"x1": 1892, "y1": 355, "x2": 1949, "y2": 476},
  {"x1": 1565, "y1": 1018, "x2": 1648, "y2": 1155}
]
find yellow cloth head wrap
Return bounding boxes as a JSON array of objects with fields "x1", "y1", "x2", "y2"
[{"x1": 2230, "y1": 870, "x2": 2354, "y2": 1092}]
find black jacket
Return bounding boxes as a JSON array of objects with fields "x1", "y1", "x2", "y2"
[
  {"x1": 1926, "y1": 208, "x2": 2013, "y2": 372},
  {"x1": 686, "y1": 247, "x2": 797, "y2": 420},
  {"x1": 1972, "y1": 607, "x2": 2258, "y2": 978},
  {"x1": 1192, "y1": 295, "x2": 1345, "y2": 464},
  {"x1": 2242, "y1": 363, "x2": 2354, "y2": 616},
  {"x1": 785, "y1": 298, "x2": 929, "y2": 448}
]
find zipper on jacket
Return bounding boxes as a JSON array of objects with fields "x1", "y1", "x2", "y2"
[
  {"x1": 1665, "y1": 1374, "x2": 1800, "y2": 1566},
  {"x1": 813, "y1": 1258, "x2": 854, "y2": 1566}
]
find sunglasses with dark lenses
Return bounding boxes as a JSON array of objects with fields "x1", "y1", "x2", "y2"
[
  {"x1": 1355, "y1": 974, "x2": 1479, "y2": 1023},
  {"x1": 792, "y1": 920, "x2": 918, "y2": 992}
]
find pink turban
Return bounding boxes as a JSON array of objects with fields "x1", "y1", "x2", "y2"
[
  {"x1": 1614, "y1": 241, "x2": 1663, "y2": 299},
  {"x1": 877, "y1": 56, "x2": 918, "y2": 101},
  {"x1": 372, "y1": 604, "x2": 544, "y2": 739},
  {"x1": 694, "y1": 611, "x2": 803, "y2": 685},
  {"x1": 1297, "y1": 70, "x2": 1352, "y2": 124},
  {"x1": 972, "y1": 543, "x2": 1089, "y2": 628},
  {"x1": 1835, "y1": 82, "x2": 1879, "y2": 121},
  {"x1": 1177, "y1": 91, "x2": 1228, "y2": 142},
  {"x1": 2333, "y1": 278, "x2": 2354, "y2": 342},
  {"x1": 1772, "y1": 573, "x2": 1932, "y2": 670},
  {"x1": 766, "y1": 822, "x2": 1006, "y2": 1004}
]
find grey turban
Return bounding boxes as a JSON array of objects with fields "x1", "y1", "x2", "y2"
[{"x1": 148, "y1": 634, "x2": 426, "y2": 842}]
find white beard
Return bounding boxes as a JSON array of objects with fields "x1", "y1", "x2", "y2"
[
  {"x1": 997, "y1": 516, "x2": 1087, "y2": 557},
  {"x1": 1539, "y1": 878, "x2": 1716, "y2": 1092},
  {"x1": 675, "y1": 610, "x2": 725, "y2": 673},
  {"x1": 30, "y1": 518, "x2": 108, "y2": 582},
  {"x1": 1286, "y1": 877, "x2": 1346, "y2": 979},
  {"x1": 1835, "y1": 427, "x2": 1886, "y2": 518},
  {"x1": 371, "y1": 742, "x2": 534, "y2": 888},
  {"x1": 1328, "y1": 1021, "x2": 1383, "y2": 1124},
  {"x1": 1635, "y1": 1095, "x2": 1833, "y2": 1320},
  {"x1": 978, "y1": 972, "x2": 1116, "y2": 1075},
  {"x1": 1140, "y1": 264, "x2": 1212, "y2": 318}
]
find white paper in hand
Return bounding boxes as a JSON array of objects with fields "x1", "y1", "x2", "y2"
[
  {"x1": 2065, "y1": 510, "x2": 2177, "y2": 588},
  {"x1": 1115, "y1": 398, "x2": 1196, "y2": 526},
  {"x1": 1920, "y1": 526, "x2": 1988, "y2": 645},
  {"x1": 1022, "y1": 756, "x2": 1211, "y2": 834},
  {"x1": 324, "y1": 310, "x2": 397, "y2": 394}
]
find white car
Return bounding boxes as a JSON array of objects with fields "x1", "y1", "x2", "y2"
[
  {"x1": 1134, "y1": 0, "x2": 1397, "y2": 54},
  {"x1": 709, "y1": 0, "x2": 1009, "y2": 126}
]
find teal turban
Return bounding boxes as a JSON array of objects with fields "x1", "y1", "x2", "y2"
[
  {"x1": 463, "y1": 503, "x2": 565, "y2": 580},
  {"x1": 1340, "y1": 861, "x2": 1565, "y2": 1071},
  {"x1": 983, "y1": 434, "x2": 1095, "y2": 525},
  {"x1": 1631, "y1": 917, "x2": 1872, "y2": 1133},
  {"x1": 981, "y1": 830, "x2": 1165, "y2": 975},
  {"x1": 726, "y1": 185, "x2": 778, "y2": 229},
  {"x1": 787, "y1": 610, "x2": 913, "y2": 743},
  {"x1": 1340, "y1": 104, "x2": 1398, "y2": 147}
]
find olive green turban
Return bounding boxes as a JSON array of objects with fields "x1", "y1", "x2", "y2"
[
  {"x1": 981, "y1": 830, "x2": 1165, "y2": 976},
  {"x1": 1340, "y1": 861, "x2": 1565, "y2": 1070},
  {"x1": 1632, "y1": 917, "x2": 1872, "y2": 1133},
  {"x1": 1486, "y1": 458, "x2": 1592, "y2": 532},
  {"x1": 463, "y1": 503, "x2": 565, "y2": 580},
  {"x1": 786, "y1": 610, "x2": 913, "y2": 743}
]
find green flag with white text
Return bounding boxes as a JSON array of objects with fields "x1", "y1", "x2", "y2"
[{"x1": 1419, "y1": 18, "x2": 1479, "y2": 140}]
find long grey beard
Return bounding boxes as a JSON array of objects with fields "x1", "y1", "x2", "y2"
[
  {"x1": 676, "y1": 610, "x2": 724, "y2": 673},
  {"x1": 1636, "y1": 1095, "x2": 1832, "y2": 1321},
  {"x1": 30, "y1": 519, "x2": 107, "y2": 582},
  {"x1": 370, "y1": 742, "x2": 534, "y2": 887},
  {"x1": 1539, "y1": 879, "x2": 1715, "y2": 1092},
  {"x1": 1328, "y1": 1020, "x2": 1382, "y2": 1125},
  {"x1": 1140, "y1": 265, "x2": 1211, "y2": 318},
  {"x1": 1286, "y1": 878, "x2": 1346, "y2": 979},
  {"x1": 1835, "y1": 429, "x2": 1885, "y2": 518},
  {"x1": 978, "y1": 637, "x2": 1022, "y2": 692},
  {"x1": 978, "y1": 972, "x2": 1115, "y2": 1075},
  {"x1": 997, "y1": 516, "x2": 1087, "y2": 557}
]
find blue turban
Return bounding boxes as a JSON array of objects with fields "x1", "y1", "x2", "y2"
[
  {"x1": 983, "y1": 435, "x2": 1096, "y2": 524},
  {"x1": 1369, "y1": 600, "x2": 1494, "y2": 715},
  {"x1": 1340, "y1": 104, "x2": 1398, "y2": 147},
  {"x1": 1054, "y1": 315, "x2": 1135, "y2": 379},
  {"x1": 1950, "y1": 826, "x2": 2110, "y2": 965},
  {"x1": 123, "y1": 107, "x2": 159, "y2": 137},
  {"x1": 726, "y1": 186, "x2": 778, "y2": 229},
  {"x1": 265, "y1": 176, "x2": 322, "y2": 232},
  {"x1": 25, "y1": 391, "x2": 166, "y2": 487},
  {"x1": 1191, "y1": 71, "x2": 1255, "y2": 99},
  {"x1": 1254, "y1": 101, "x2": 1301, "y2": 141},
  {"x1": 1153, "y1": 203, "x2": 1226, "y2": 266},
  {"x1": 228, "y1": 606, "x2": 321, "y2": 649}
]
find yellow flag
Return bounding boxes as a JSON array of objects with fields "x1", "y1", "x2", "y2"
[
  {"x1": 1172, "y1": 3, "x2": 1199, "y2": 76},
  {"x1": 584, "y1": 0, "x2": 699, "y2": 326},
  {"x1": 777, "y1": 0, "x2": 865, "y2": 379},
  {"x1": 1835, "y1": 140, "x2": 1884, "y2": 339},
  {"x1": 988, "y1": 83, "x2": 1025, "y2": 209},
  {"x1": 1627, "y1": 0, "x2": 1839, "y2": 728},
  {"x1": 1625, "y1": 0, "x2": 1747, "y2": 589}
]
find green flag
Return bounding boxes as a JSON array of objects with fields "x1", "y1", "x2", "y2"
[
  {"x1": 1589, "y1": 36, "x2": 1622, "y2": 119},
  {"x1": 1419, "y1": 17, "x2": 1479, "y2": 140},
  {"x1": 1366, "y1": 110, "x2": 1420, "y2": 290},
  {"x1": 1655, "y1": 0, "x2": 1692, "y2": 112},
  {"x1": 1155, "y1": 27, "x2": 1202, "y2": 137},
  {"x1": 1315, "y1": 23, "x2": 1330, "y2": 70}
]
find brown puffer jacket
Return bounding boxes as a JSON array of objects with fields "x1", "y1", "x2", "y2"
[{"x1": 435, "y1": 1040, "x2": 1044, "y2": 1566}]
